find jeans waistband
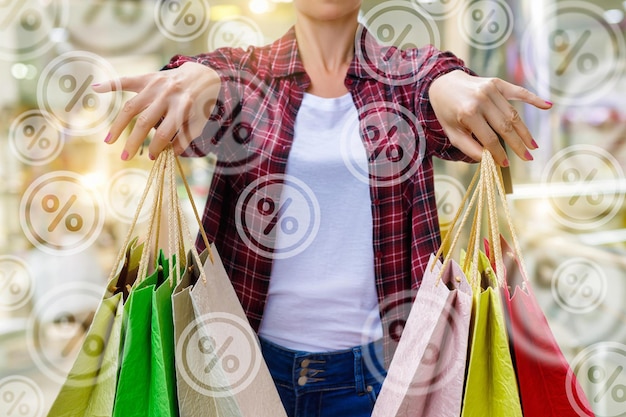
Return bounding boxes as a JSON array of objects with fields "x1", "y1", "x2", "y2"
[{"x1": 259, "y1": 337, "x2": 386, "y2": 393}]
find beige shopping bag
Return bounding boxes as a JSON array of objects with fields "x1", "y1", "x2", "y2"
[{"x1": 175, "y1": 244, "x2": 287, "y2": 417}]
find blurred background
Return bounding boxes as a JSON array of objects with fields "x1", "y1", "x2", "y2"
[{"x1": 1, "y1": 0, "x2": 625, "y2": 415}]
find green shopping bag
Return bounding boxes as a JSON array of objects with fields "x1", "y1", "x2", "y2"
[
  {"x1": 460, "y1": 251, "x2": 522, "y2": 417},
  {"x1": 112, "y1": 251, "x2": 180, "y2": 417},
  {"x1": 47, "y1": 237, "x2": 143, "y2": 417}
]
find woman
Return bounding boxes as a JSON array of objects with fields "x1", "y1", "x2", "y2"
[{"x1": 94, "y1": 1, "x2": 551, "y2": 415}]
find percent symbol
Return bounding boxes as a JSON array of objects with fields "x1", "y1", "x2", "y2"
[
  {"x1": 42, "y1": 194, "x2": 84, "y2": 233},
  {"x1": 551, "y1": 29, "x2": 597, "y2": 76},
  {"x1": 118, "y1": 184, "x2": 136, "y2": 208},
  {"x1": 563, "y1": 167, "x2": 602, "y2": 206},
  {"x1": 2, "y1": 389, "x2": 29, "y2": 415},
  {"x1": 169, "y1": 0, "x2": 195, "y2": 26},
  {"x1": 222, "y1": 30, "x2": 246, "y2": 48},
  {"x1": 0, "y1": 271, "x2": 21, "y2": 296},
  {"x1": 567, "y1": 272, "x2": 594, "y2": 298},
  {"x1": 377, "y1": 24, "x2": 417, "y2": 60},
  {"x1": 23, "y1": 124, "x2": 50, "y2": 150},
  {"x1": 588, "y1": 365, "x2": 626, "y2": 403},
  {"x1": 0, "y1": 0, "x2": 41, "y2": 31},
  {"x1": 367, "y1": 125, "x2": 404, "y2": 163},
  {"x1": 199, "y1": 335, "x2": 240, "y2": 374},
  {"x1": 437, "y1": 190, "x2": 454, "y2": 216},
  {"x1": 59, "y1": 74, "x2": 98, "y2": 113},
  {"x1": 473, "y1": 9, "x2": 498, "y2": 34},
  {"x1": 258, "y1": 197, "x2": 297, "y2": 235}
]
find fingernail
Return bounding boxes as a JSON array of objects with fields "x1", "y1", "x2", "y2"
[
  {"x1": 502, "y1": 158, "x2": 510, "y2": 167},
  {"x1": 121, "y1": 150, "x2": 129, "y2": 161},
  {"x1": 91, "y1": 83, "x2": 100, "y2": 87},
  {"x1": 524, "y1": 150, "x2": 534, "y2": 161},
  {"x1": 531, "y1": 139, "x2": 539, "y2": 149},
  {"x1": 545, "y1": 100, "x2": 553, "y2": 106},
  {"x1": 104, "y1": 133, "x2": 111, "y2": 143},
  {"x1": 149, "y1": 153, "x2": 155, "y2": 161}
]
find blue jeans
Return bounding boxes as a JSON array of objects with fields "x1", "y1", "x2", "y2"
[{"x1": 259, "y1": 337, "x2": 387, "y2": 417}]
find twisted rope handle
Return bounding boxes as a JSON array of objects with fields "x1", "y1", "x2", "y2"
[{"x1": 107, "y1": 146, "x2": 213, "y2": 288}]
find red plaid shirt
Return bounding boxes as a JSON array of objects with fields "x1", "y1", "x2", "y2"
[{"x1": 167, "y1": 26, "x2": 473, "y2": 364}]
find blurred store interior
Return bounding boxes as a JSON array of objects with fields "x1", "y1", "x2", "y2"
[{"x1": 1, "y1": 0, "x2": 626, "y2": 415}]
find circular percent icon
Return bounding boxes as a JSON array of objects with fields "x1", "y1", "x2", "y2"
[
  {"x1": 566, "y1": 342, "x2": 626, "y2": 417},
  {"x1": 176, "y1": 312, "x2": 262, "y2": 397},
  {"x1": 0, "y1": 0, "x2": 69, "y2": 60},
  {"x1": 542, "y1": 145, "x2": 625, "y2": 230},
  {"x1": 9, "y1": 109, "x2": 64, "y2": 166},
  {"x1": 208, "y1": 16, "x2": 264, "y2": 51},
  {"x1": 67, "y1": 0, "x2": 158, "y2": 55},
  {"x1": 521, "y1": 1, "x2": 626, "y2": 106},
  {"x1": 236, "y1": 174, "x2": 320, "y2": 260},
  {"x1": 20, "y1": 171, "x2": 105, "y2": 255},
  {"x1": 340, "y1": 102, "x2": 426, "y2": 187},
  {"x1": 0, "y1": 376, "x2": 44, "y2": 417},
  {"x1": 37, "y1": 51, "x2": 122, "y2": 136},
  {"x1": 413, "y1": 0, "x2": 462, "y2": 20},
  {"x1": 458, "y1": 0, "x2": 513, "y2": 50},
  {"x1": 106, "y1": 169, "x2": 153, "y2": 224},
  {"x1": 27, "y1": 281, "x2": 104, "y2": 386},
  {"x1": 0, "y1": 255, "x2": 34, "y2": 312},
  {"x1": 434, "y1": 175, "x2": 466, "y2": 229},
  {"x1": 355, "y1": 0, "x2": 440, "y2": 86},
  {"x1": 551, "y1": 258, "x2": 607, "y2": 315},
  {"x1": 155, "y1": 0, "x2": 210, "y2": 42}
]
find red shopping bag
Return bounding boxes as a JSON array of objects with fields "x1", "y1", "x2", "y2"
[{"x1": 485, "y1": 236, "x2": 594, "y2": 416}]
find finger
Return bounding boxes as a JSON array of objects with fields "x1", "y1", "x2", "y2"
[
  {"x1": 464, "y1": 114, "x2": 509, "y2": 165},
  {"x1": 447, "y1": 129, "x2": 484, "y2": 163},
  {"x1": 488, "y1": 90, "x2": 537, "y2": 150},
  {"x1": 122, "y1": 100, "x2": 168, "y2": 160},
  {"x1": 494, "y1": 78, "x2": 552, "y2": 110},
  {"x1": 480, "y1": 99, "x2": 532, "y2": 162},
  {"x1": 105, "y1": 89, "x2": 157, "y2": 145},
  {"x1": 148, "y1": 110, "x2": 186, "y2": 159},
  {"x1": 91, "y1": 75, "x2": 149, "y2": 94}
]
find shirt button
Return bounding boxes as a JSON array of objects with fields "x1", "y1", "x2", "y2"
[
  {"x1": 376, "y1": 251, "x2": 383, "y2": 260},
  {"x1": 372, "y1": 198, "x2": 379, "y2": 205},
  {"x1": 298, "y1": 376, "x2": 308, "y2": 386}
]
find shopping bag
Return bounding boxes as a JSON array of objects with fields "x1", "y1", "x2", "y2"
[
  {"x1": 487, "y1": 236, "x2": 594, "y2": 416},
  {"x1": 475, "y1": 146, "x2": 594, "y2": 416},
  {"x1": 47, "y1": 237, "x2": 143, "y2": 417},
  {"x1": 113, "y1": 148, "x2": 188, "y2": 417},
  {"x1": 175, "y1": 244, "x2": 288, "y2": 417},
  {"x1": 371, "y1": 254, "x2": 472, "y2": 417},
  {"x1": 172, "y1": 249, "x2": 243, "y2": 417},
  {"x1": 460, "y1": 250, "x2": 523, "y2": 417}
]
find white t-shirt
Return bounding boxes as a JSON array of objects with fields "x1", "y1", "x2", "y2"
[{"x1": 258, "y1": 92, "x2": 383, "y2": 352}]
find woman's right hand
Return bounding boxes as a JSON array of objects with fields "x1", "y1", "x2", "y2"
[{"x1": 92, "y1": 61, "x2": 221, "y2": 160}]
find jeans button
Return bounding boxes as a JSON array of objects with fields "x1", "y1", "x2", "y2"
[
  {"x1": 298, "y1": 376, "x2": 308, "y2": 386},
  {"x1": 301, "y1": 359, "x2": 310, "y2": 367},
  {"x1": 299, "y1": 368, "x2": 308, "y2": 377}
]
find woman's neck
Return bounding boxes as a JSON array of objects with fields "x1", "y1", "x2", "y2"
[{"x1": 294, "y1": 11, "x2": 359, "y2": 97}]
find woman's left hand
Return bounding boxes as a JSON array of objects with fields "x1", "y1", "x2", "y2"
[{"x1": 429, "y1": 70, "x2": 552, "y2": 166}]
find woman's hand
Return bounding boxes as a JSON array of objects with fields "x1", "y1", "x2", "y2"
[
  {"x1": 429, "y1": 70, "x2": 552, "y2": 166},
  {"x1": 92, "y1": 62, "x2": 221, "y2": 160}
]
